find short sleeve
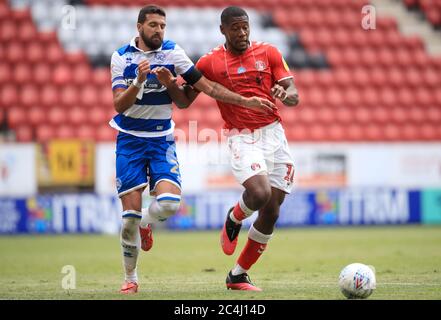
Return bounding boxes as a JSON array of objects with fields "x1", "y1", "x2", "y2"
[
  {"x1": 267, "y1": 45, "x2": 293, "y2": 82},
  {"x1": 195, "y1": 54, "x2": 213, "y2": 80},
  {"x1": 172, "y1": 44, "x2": 195, "y2": 76},
  {"x1": 110, "y1": 52, "x2": 128, "y2": 91}
]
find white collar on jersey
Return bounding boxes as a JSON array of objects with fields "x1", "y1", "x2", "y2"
[{"x1": 130, "y1": 36, "x2": 163, "y2": 53}]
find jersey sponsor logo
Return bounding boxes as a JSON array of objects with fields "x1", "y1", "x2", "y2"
[
  {"x1": 255, "y1": 60, "x2": 266, "y2": 71},
  {"x1": 237, "y1": 66, "x2": 246, "y2": 74}
]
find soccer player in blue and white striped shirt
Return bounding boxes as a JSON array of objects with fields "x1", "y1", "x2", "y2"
[{"x1": 110, "y1": 5, "x2": 274, "y2": 294}]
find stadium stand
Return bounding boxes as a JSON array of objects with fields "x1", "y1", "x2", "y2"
[
  {"x1": 1, "y1": 0, "x2": 440, "y2": 142},
  {"x1": 403, "y1": 0, "x2": 441, "y2": 28}
]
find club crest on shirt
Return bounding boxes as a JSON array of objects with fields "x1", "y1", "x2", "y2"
[
  {"x1": 237, "y1": 66, "x2": 246, "y2": 74},
  {"x1": 155, "y1": 52, "x2": 166, "y2": 63},
  {"x1": 255, "y1": 60, "x2": 266, "y2": 71}
]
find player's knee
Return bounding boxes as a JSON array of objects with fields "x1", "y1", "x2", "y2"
[
  {"x1": 156, "y1": 199, "x2": 181, "y2": 220},
  {"x1": 248, "y1": 186, "x2": 272, "y2": 208}
]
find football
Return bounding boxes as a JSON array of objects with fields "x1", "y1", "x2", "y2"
[{"x1": 338, "y1": 263, "x2": 376, "y2": 299}]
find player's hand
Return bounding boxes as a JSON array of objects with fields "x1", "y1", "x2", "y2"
[
  {"x1": 242, "y1": 97, "x2": 275, "y2": 113},
  {"x1": 136, "y1": 60, "x2": 151, "y2": 82},
  {"x1": 151, "y1": 67, "x2": 177, "y2": 87},
  {"x1": 270, "y1": 84, "x2": 288, "y2": 102}
]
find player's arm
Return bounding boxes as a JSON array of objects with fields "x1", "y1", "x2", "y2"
[
  {"x1": 152, "y1": 67, "x2": 199, "y2": 109},
  {"x1": 112, "y1": 60, "x2": 151, "y2": 113},
  {"x1": 271, "y1": 78, "x2": 299, "y2": 107},
  {"x1": 152, "y1": 67, "x2": 275, "y2": 113}
]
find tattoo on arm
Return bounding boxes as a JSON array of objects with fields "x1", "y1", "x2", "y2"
[{"x1": 208, "y1": 82, "x2": 244, "y2": 105}]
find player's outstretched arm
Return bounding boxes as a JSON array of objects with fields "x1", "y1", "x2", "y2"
[
  {"x1": 152, "y1": 67, "x2": 198, "y2": 109},
  {"x1": 271, "y1": 78, "x2": 299, "y2": 107},
  {"x1": 193, "y1": 76, "x2": 275, "y2": 113}
]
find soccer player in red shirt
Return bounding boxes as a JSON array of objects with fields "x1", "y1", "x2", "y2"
[{"x1": 153, "y1": 6, "x2": 299, "y2": 291}]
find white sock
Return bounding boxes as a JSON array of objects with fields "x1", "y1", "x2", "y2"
[
  {"x1": 229, "y1": 193, "x2": 254, "y2": 224},
  {"x1": 140, "y1": 206, "x2": 157, "y2": 228},
  {"x1": 140, "y1": 194, "x2": 181, "y2": 228},
  {"x1": 121, "y1": 211, "x2": 141, "y2": 283},
  {"x1": 231, "y1": 264, "x2": 248, "y2": 276}
]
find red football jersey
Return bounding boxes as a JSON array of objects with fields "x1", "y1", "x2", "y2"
[{"x1": 196, "y1": 41, "x2": 293, "y2": 131}]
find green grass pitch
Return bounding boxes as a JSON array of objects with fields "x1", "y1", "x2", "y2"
[{"x1": 0, "y1": 225, "x2": 440, "y2": 300}]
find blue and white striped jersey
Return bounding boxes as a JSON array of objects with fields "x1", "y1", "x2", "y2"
[{"x1": 110, "y1": 37, "x2": 195, "y2": 138}]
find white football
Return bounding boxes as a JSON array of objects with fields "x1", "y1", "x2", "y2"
[{"x1": 338, "y1": 263, "x2": 376, "y2": 299}]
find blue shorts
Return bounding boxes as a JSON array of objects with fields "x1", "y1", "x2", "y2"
[{"x1": 115, "y1": 132, "x2": 181, "y2": 197}]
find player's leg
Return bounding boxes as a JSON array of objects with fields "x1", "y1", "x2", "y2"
[
  {"x1": 226, "y1": 187, "x2": 285, "y2": 291},
  {"x1": 119, "y1": 189, "x2": 143, "y2": 294},
  {"x1": 140, "y1": 180, "x2": 181, "y2": 226},
  {"x1": 115, "y1": 133, "x2": 149, "y2": 294},
  {"x1": 139, "y1": 135, "x2": 182, "y2": 250},
  {"x1": 139, "y1": 180, "x2": 181, "y2": 251},
  {"x1": 221, "y1": 174, "x2": 271, "y2": 255},
  {"x1": 221, "y1": 132, "x2": 271, "y2": 255}
]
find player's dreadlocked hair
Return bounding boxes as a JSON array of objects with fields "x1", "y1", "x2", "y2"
[
  {"x1": 220, "y1": 6, "x2": 249, "y2": 25},
  {"x1": 138, "y1": 5, "x2": 166, "y2": 24}
]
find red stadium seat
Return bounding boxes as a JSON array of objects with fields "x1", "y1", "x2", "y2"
[
  {"x1": 56, "y1": 125, "x2": 76, "y2": 139},
  {"x1": 46, "y1": 43, "x2": 65, "y2": 65},
  {"x1": 383, "y1": 123, "x2": 401, "y2": 141},
  {"x1": 19, "y1": 85, "x2": 40, "y2": 108},
  {"x1": 68, "y1": 106, "x2": 87, "y2": 126},
  {"x1": 364, "y1": 123, "x2": 384, "y2": 141},
  {"x1": 6, "y1": 41, "x2": 25, "y2": 64},
  {"x1": 28, "y1": 106, "x2": 45, "y2": 127},
  {"x1": 327, "y1": 123, "x2": 346, "y2": 141},
  {"x1": 334, "y1": 107, "x2": 353, "y2": 124},
  {"x1": 408, "y1": 107, "x2": 425, "y2": 124},
  {"x1": 401, "y1": 123, "x2": 420, "y2": 141},
  {"x1": 76, "y1": 124, "x2": 95, "y2": 140},
  {"x1": 53, "y1": 64, "x2": 73, "y2": 86},
  {"x1": 14, "y1": 125, "x2": 33, "y2": 142},
  {"x1": 13, "y1": 63, "x2": 29, "y2": 85},
  {"x1": 40, "y1": 85, "x2": 60, "y2": 108},
  {"x1": 59, "y1": 86, "x2": 79, "y2": 108},
  {"x1": 371, "y1": 106, "x2": 390, "y2": 124},
  {"x1": 7, "y1": 107, "x2": 26, "y2": 128},
  {"x1": 48, "y1": 107, "x2": 67, "y2": 125},
  {"x1": 354, "y1": 107, "x2": 372, "y2": 124},
  {"x1": 0, "y1": 63, "x2": 12, "y2": 86},
  {"x1": 33, "y1": 63, "x2": 52, "y2": 86},
  {"x1": 346, "y1": 123, "x2": 364, "y2": 141},
  {"x1": 390, "y1": 107, "x2": 408, "y2": 124},
  {"x1": 36, "y1": 124, "x2": 55, "y2": 142},
  {"x1": 17, "y1": 21, "x2": 37, "y2": 42},
  {"x1": 1, "y1": 84, "x2": 18, "y2": 108},
  {"x1": 96, "y1": 124, "x2": 117, "y2": 141},
  {"x1": 426, "y1": 107, "x2": 441, "y2": 124},
  {"x1": 89, "y1": 106, "x2": 107, "y2": 126},
  {"x1": 93, "y1": 68, "x2": 111, "y2": 86},
  {"x1": 79, "y1": 86, "x2": 99, "y2": 107},
  {"x1": 72, "y1": 64, "x2": 92, "y2": 85}
]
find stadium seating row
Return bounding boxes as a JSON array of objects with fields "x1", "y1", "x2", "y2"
[
  {"x1": 404, "y1": 0, "x2": 441, "y2": 27},
  {"x1": 1, "y1": 0, "x2": 440, "y2": 143}
]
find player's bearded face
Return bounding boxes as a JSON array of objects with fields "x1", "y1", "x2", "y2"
[
  {"x1": 140, "y1": 28, "x2": 163, "y2": 50},
  {"x1": 139, "y1": 15, "x2": 165, "y2": 50}
]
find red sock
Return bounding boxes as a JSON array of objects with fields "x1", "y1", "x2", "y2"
[
  {"x1": 232, "y1": 203, "x2": 247, "y2": 221},
  {"x1": 237, "y1": 238, "x2": 267, "y2": 270}
]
